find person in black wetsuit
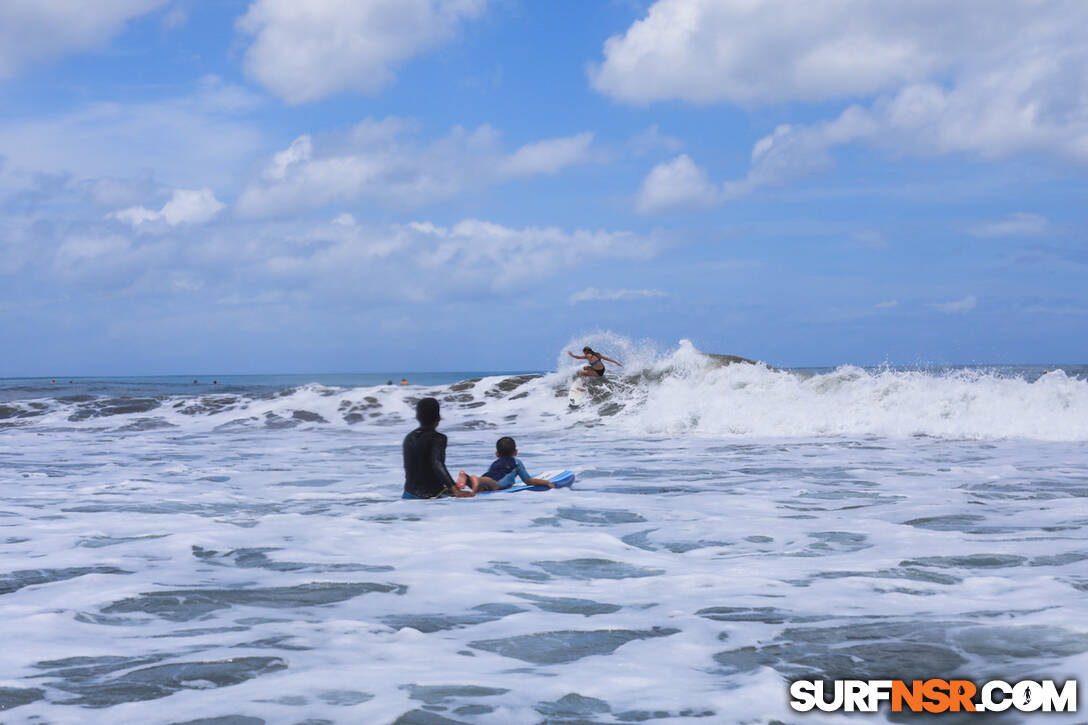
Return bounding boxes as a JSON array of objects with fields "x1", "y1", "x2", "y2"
[
  {"x1": 568, "y1": 346, "x2": 622, "y2": 378},
  {"x1": 402, "y1": 397, "x2": 474, "y2": 499}
]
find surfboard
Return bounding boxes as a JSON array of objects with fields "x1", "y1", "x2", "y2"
[
  {"x1": 568, "y1": 380, "x2": 587, "y2": 407},
  {"x1": 479, "y1": 469, "x2": 575, "y2": 495}
]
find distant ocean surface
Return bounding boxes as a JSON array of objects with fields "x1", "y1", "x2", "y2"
[
  {"x1": 1, "y1": 338, "x2": 1086, "y2": 723},
  {"x1": 0, "y1": 371, "x2": 531, "y2": 404}
]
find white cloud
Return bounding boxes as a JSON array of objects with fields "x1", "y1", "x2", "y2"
[
  {"x1": 932, "y1": 295, "x2": 977, "y2": 314},
  {"x1": 111, "y1": 188, "x2": 225, "y2": 227},
  {"x1": 221, "y1": 217, "x2": 658, "y2": 301},
  {"x1": 0, "y1": 0, "x2": 166, "y2": 79},
  {"x1": 863, "y1": 73, "x2": 1088, "y2": 162},
  {"x1": 0, "y1": 82, "x2": 265, "y2": 190},
  {"x1": 110, "y1": 207, "x2": 161, "y2": 226},
  {"x1": 7, "y1": 207, "x2": 660, "y2": 307},
  {"x1": 264, "y1": 136, "x2": 313, "y2": 180},
  {"x1": 638, "y1": 114, "x2": 878, "y2": 212},
  {"x1": 875, "y1": 299, "x2": 898, "y2": 309},
  {"x1": 160, "y1": 188, "x2": 226, "y2": 225},
  {"x1": 499, "y1": 133, "x2": 595, "y2": 177},
  {"x1": 237, "y1": 121, "x2": 597, "y2": 217},
  {"x1": 644, "y1": 75, "x2": 1088, "y2": 205},
  {"x1": 569, "y1": 287, "x2": 667, "y2": 304},
  {"x1": 733, "y1": 110, "x2": 877, "y2": 191},
  {"x1": 593, "y1": 0, "x2": 909, "y2": 104},
  {"x1": 607, "y1": 1, "x2": 1088, "y2": 207},
  {"x1": 636, "y1": 154, "x2": 720, "y2": 213},
  {"x1": 970, "y1": 212, "x2": 1049, "y2": 238},
  {"x1": 238, "y1": 0, "x2": 488, "y2": 104},
  {"x1": 591, "y1": 0, "x2": 1083, "y2": 107},
  {"x1": 410, "y1": 220, "x2": 654, "y2": 289},
  {"x1": 657, "y1": 108, "x2": 877, "y2": 206}
]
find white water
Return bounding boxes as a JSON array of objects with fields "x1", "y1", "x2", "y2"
[
  {"x1": 1, "y1": 339, "x2": 1086, "y2": 723},
  {"x1": 6, "y1": 338, "x2": 1087, "y2": 442}
]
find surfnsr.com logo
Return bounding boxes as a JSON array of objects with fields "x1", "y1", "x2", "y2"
[{"x1": 790, "y1": 679, "x2": 1077, "y2": 713}]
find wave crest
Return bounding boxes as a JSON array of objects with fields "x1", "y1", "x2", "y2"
[{"x1": 4, "y1": 338, "x2": 1086, "y2": 441}]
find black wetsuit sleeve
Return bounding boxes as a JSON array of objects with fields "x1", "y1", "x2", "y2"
[{"x1": 430, "y1": 434, "x2": 457, "y2": 491}]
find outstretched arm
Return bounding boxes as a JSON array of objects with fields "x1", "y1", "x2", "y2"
[
  {"x1": 516, "y1": 459, "x2": 554, "y2": 488},
  {"x1": 602, "y1": 355, "x2": 622, "y2": 366},
  {"x1": 568, "y1": 351, "x2": 587, "y2": 360}
]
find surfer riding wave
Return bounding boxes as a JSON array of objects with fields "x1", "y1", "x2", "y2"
[{"x1": 568, "y1": 347, "x2": 622, "y2": 378}]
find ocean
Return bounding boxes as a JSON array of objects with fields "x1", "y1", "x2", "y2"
[{"x1": 1, "y1": 339, "x2": 1086, "y2": 724}]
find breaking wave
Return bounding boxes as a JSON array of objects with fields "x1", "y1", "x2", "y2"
[{"x1": 2, "y1": 338, "x2": 1086, "y2": 441}]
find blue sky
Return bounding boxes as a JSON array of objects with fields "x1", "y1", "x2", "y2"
[{"x1": 1, "y1": 0, "x2": 1085, "y2": 375}]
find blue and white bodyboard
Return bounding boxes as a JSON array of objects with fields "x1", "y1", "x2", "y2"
[{"x1": 480, "y1": 469, "x2": 575, "y2": 495}]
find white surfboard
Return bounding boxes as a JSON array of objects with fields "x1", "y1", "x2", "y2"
[
  {"x1": 478, "y1": 469, "x2": 576, "y2": 495},
  {"x1": 568, "y1": 379, "x2": 587, "y2": 407}
]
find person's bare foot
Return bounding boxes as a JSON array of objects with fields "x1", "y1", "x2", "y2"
[{"x1": 455, "y1": 471, "x2": 469, "y2": 490}]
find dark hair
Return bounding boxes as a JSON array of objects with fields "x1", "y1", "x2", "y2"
[
  {"x1": 416, "y1": 397, "x2": 440, "y2": 426},
  {"x1": 583, "y1": 346, "x2": 596, "y2": 355},
  {"x1": 496, "y1": 436, "x2": 516, "y2": 457}
]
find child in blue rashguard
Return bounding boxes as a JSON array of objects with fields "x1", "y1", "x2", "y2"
[{"x1": 470, "y1": 436, "x2": 553, "y2": 492}]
